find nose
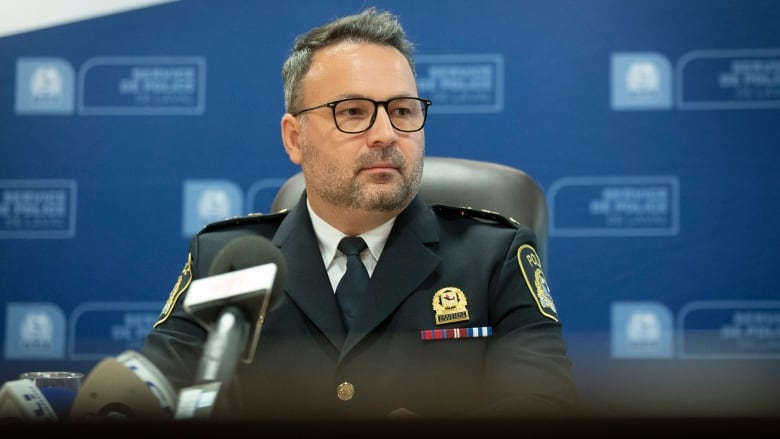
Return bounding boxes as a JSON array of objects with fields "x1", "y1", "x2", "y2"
[{"x1": 367, "y1": 105, "x2": 398, "y2": 145}]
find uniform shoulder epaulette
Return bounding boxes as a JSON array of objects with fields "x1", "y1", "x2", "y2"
[
  {"x1": 432, "y1": 204, "x2": 519, "y2": 228},
  {"x1": 199, "y1": 210, "x2": 290, "y2": 234}
]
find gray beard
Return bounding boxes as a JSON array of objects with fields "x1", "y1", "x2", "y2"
[{"x1": 301, "y1": 145, "x2": 423, "y2": 212}]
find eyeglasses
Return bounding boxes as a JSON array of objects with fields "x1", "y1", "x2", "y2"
[{"x1": 291, "y1": 97, "x2": 432, "y2": 134}]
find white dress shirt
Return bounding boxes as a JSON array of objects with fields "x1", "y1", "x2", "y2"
[{"x1": 307, "y1": 200, "x2": 395, "y2": 293}]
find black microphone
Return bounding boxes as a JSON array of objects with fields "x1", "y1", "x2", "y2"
[{"x1": 176, "y1": 235, "x2": 286, "y2": 419}]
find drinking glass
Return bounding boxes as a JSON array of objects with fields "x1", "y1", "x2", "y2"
[{"x1": 19, "y1": 371, "x2": 84, "y2": 420}]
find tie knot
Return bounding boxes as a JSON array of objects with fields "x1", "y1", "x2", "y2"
[{"x1": 338, "y1": 236, "x2": 367, "y2": 257}]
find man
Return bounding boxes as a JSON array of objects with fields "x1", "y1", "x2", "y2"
[{"x1": 142, "y1": 7, "x2": 577, "y2": 420}]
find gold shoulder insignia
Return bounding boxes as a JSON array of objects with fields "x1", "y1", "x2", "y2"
[
  {"x1": 517, "y1": 244, "x2": 558, "y2": 321},
  {"x1": 154, "y1": 253, "x2": 193, "y2": 328},
  {"x1": 432, "y1": 204, "x2": 519, "y2": 228},
  {"x1": 200, "y1": 210, "x2": 289, "y2": 234}
]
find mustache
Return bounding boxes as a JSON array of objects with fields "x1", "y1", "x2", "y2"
[{"x1": 356, "y1": 148, "x2": 405, "y2": 170}]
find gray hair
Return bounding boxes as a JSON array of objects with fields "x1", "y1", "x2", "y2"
[{"x1": 282, "y1": 7, "x2": 416, "y2": 113}]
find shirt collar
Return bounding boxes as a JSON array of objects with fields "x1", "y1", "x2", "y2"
[{"x1": 307, "y1": 199, "x2": 395, "y2": 268}]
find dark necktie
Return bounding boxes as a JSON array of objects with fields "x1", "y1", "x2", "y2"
[{"x1": 335, "y1": 236, "x2": 369, "y2": 330}]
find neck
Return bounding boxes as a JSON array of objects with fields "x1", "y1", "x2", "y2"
[{"x1": 311, "y1": 203, "x2": 402, "y2": 236}]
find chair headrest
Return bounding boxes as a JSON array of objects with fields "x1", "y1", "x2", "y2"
[{"x1": 270, "y1": 156, "x2": 549, "y2": 268}]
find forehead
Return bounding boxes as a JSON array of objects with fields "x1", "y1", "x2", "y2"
[{"x1": 302, "y1": 41, "x2": 417, "y2": 101}]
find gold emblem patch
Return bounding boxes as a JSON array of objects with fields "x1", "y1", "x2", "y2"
[
  {"x1": 154, "y1": 253, "x2": 193, "y2": 328},
  {"x1": 432, "y1": 287, "x2": 470, "y2": 325},
  {"x1": 517, "y1": 244, "x2": 558, "y2": 321}
]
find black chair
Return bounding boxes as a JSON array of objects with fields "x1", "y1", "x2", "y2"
[{"x1": 271, "y1": 156, "x2": 549, "y2": 268}]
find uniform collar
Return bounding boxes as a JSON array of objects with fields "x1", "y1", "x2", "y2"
[{"x1": 307, "y1": 199, "x2": 395, "y2": 270}]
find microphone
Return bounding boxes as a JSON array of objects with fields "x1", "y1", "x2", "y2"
[
  {"x1": 68, "y1": 350, "x2": 177, "y2": 420},
  {"x1": 176, "y1": 235, "x2": 286, "y2": 419},
  {"x1": 0, "y1": 379, "x2": 58, "y2": 421}
]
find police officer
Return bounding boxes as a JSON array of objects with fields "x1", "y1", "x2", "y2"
[{"x1": 141, "y1": 7, "x2": 577, "y2": 420}]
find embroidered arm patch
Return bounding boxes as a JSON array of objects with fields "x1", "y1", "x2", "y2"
[
  {"x1": 154, "y1": 252, "x2": 193, "y2": 328},
  {"x1": 517, "y1": 244, "x2": 558, "y2": 321}
]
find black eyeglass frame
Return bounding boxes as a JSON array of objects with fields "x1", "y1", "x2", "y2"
[{"x1": 291, "y1": 97, "x2": 432, "y2": 134}]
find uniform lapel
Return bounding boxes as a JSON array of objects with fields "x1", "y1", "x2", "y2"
[
  {"x1": 273, "y1": 194, "x2": 347, "y2": 350},
  {"x1": 271, "y1": 194, "x2": 441, "y2": 356},
  {"x1": 341, "y1": 197, "x2": 441, "y2": 356}
]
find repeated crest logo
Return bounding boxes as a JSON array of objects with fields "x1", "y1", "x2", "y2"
[
  {"x1": 4, "y1": 303, "x2": 67, "y2": 359},
  {"x1": 30, "y1": 66, "x2": 64, "y2": 101},
  {"x1": 611, "y1": 302, "x2": 673, "y2": 358},
  {"x1": 627, "y1": 311, "x2": 662, "y2": 344},
  {"x1": 20, "y1": 312, "x2": 54, "y2": 352},
  {"x1": 198, "y1": 189, "x2": 232, "y2": 219},
  {"x1": 626, "y1": 61, "x2": 661, "y2": 94},
  {"x1": 611, "y1": 52, "x2": 672, "y2": 110},
  {"x1": 182, "y1": 180, "x2": 243, "y2": 236},
  {"x1": 15, "y1": 57, "x2": 75, "y2": 114}
]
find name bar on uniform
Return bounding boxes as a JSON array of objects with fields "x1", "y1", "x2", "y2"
[{"x1": 420, "y1": 326, "x2": 492, "y2": 341}]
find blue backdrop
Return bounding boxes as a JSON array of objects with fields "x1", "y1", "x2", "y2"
[{"x1": 2, "y1": 0, "x2": 779, "y2": 416}]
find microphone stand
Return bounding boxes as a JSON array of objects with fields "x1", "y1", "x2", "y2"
[
  {"x1": 196, "y1": 306, "x2": 249, "y2": 385},
  {"x1": 176, "y1": 306, "x2": 249, "y2": 420}
]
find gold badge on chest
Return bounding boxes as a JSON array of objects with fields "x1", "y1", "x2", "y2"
[{"x1": 432, "y1": 287, "x2": 470, "y2": 325}]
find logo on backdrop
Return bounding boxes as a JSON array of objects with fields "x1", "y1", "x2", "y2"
[
  {"x1": 416, "y1": 54, "x2": 504, "y2": 113},
  {"x1": 181, "y1": 178, "x2": 289, "y2": 237},
  {"x1": 78, "y1": 56, "x2": 206, "y2": 115},
  {"x1": 611, "y1": 48, "x2": 780, "y2": 111},
  {"x1": 69, "y1": 302, "x2": 163, "y2": 360},
  {"x1": 548, "y1": 175, "x2": 679, "y2": 237},
  {"x1": 611, "y1": 302, "x2": 674, "y2": 358},
  {"x1": 4, "y1": 303, "x2": 67, "y2": 359},
  {"x1": 611, "y1": 300, "x2": 780, "y2": 359},
  {"x1": 611, "y1": 52, "x2": 672, "y2": 110},
  {"x1": 182, "y1": 180, "x2": 243, "y2": 236},
  {"x1": 15, "y1": 56, "x2": 206, "y2": 116},
  {"x1": 678, "y1": 301, "x2": 780, "y2": 359},
  {"x1": 677, "y1": 48, "x2": 780, "y2": 109},
  {"x1": 0, "y1": 179, "x2": 77, "y2": 239},
  {"x1": 15, "y1": 57, "x2": 76, "y2": 114}
]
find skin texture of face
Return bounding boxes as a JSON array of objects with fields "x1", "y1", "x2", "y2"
[{"x1": 280, "y1": 42, "x2": 425, "y2": 235}]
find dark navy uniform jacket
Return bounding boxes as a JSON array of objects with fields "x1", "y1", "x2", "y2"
[{"x1": 141, "y1": 193, "x2": 577, "y2": 420}]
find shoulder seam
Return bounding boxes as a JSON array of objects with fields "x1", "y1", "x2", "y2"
[
  {"x1": 432, "y1": 204, "x2": 519, "y2": 228},
  {"x1": 199, "y1": 210, "x2": 289, "y2": 234}
]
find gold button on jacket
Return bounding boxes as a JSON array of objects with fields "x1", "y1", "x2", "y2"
[{"x1": 336, "y1": 382, "x2": 355, "y2": 401}]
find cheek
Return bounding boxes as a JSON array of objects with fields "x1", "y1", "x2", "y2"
[
  {"x1": 302, "y1": 126, "x2": 362, "y2": 161},
  {"x1": 402, "y1": 133, "x2": 426, "y2": 159}
]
